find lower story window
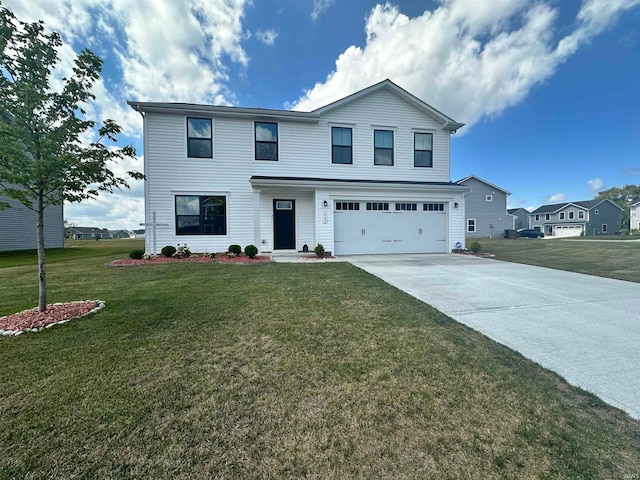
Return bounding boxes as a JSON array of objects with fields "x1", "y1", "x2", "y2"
[
  {"x1": 467, "y1": 218, "x2": 476, "y2": 232},
  {"x1": 175, "y1": 195, "x2": 226, "y2": 235},
  {"x1": 602, "y1": 224, "x2": 607, "y2": 233}
]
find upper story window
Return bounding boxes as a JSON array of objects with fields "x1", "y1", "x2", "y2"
[
  {"x1": 569, "y1": 211, "x2": 575, "y2": 220},
  {"x1": 535, "y1": 214, "x2": 540, "y2": 221},
  {"x1": 374, "y1": 129, "x2": 394, "y2": 166},
  {"x1": 187, "y1": 118, "x2": 212, "y2": 158},
  {"x1": 560, "y1": 212, "x2": 565, "y2": 220},
  {"x1": 414, "y1": 132, "x2": 433, "y2": 167},
  {"x1": 578, "y1": 211, "x2": 585, "y2": 219},
  {"x1": 332, "y1": 127, "x2": 352, "y2": 164},
  {"x1": 486, "y1": 195, "x2": 493, "y2": 202},
  {"x1": 545, "y1": 214, "x2": 550, "y2": 221},
  {"x1": 255, "y1": 122, "x2": 278, "y2": 161},
  {"x1": 175, "y1": 195, "x2": 226, "y2": 235}
]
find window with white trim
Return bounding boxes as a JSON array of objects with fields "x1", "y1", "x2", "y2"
[
  {"x1": 175, "y1": 195, "x2": 226, "y2": 235},
  {"x1": 486, "y1": 195, "x2": 493, "y2": 202},
  {"x1": 559, "y1": 212, "x2": 565, "y2": 220},
  {"x1": 545, "y1": 213, "x2": 550, "y2": 221},
  {"x1": 467, "y1": 218, "x2": 476, "y2": 232},
  {"x1": 414, "y1": 132, "x2": 433, "y2": 167},
  {"x1": 602, "y1": 224, "x2": 608, "y2": 233},
  {"x1": 569, "y1": 211, "x2": 575, "y2": 219},
  {"x1": 187, "y1": 118, "x2": 212, "y2": 158},
  {"x1": 374, "y1": 130, "x2": 394, "y2": 166},
  {"x1": 578, "y1": 211, "x2": 585, "y2": 219},
  {"x1": 332, "y1": 127, "x2": 352, "y2": 164},
  {"x1": 255, "y1": 122, "x2": 278, "y2": 161}
]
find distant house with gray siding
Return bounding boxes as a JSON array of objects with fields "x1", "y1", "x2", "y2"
[
  {"x1": 67, "y1": 227, "x2": 110, "y2": 239},
  {"x1": 456, "y1": 175, "x2": 513, "y2": 238},
  {"x1": 630, "y1": 200, "x2": 640, "y2": 232},
  {"x1": 529, "y1": 199, "x2": 621, "y2": 237},
  {"x1": 0, "y1": 193, "x2": 64, "y2": 251},
  {"x1": 508, "y1": 208, "x2": 530, "y2": 230}
]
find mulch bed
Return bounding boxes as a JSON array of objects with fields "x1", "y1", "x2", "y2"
[
  {"x1": 107, "y1": 254, "x2": 272, "y2": 267},
  {"x1": 0, "y1": 300, "x2": 104, "y2": 335}
]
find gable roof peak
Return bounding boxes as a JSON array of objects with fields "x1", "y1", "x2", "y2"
[
  {"x1": 312, "y1": 79, "x2": 464, "y2": 133},
  {"x1": 455, "y1": 174, "x2": 511, "y2": 195}
]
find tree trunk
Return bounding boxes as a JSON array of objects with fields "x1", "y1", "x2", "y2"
[{"x1": 36, "y1": 193, "x2": 47, "y2": 312}]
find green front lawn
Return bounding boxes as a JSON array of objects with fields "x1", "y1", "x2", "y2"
[
  {"x1": 1, "y1": 242, "x2": 639, "y2": 478},
  {"x1": 477, "y1": 237, "x2": 640, "y2": 283}
]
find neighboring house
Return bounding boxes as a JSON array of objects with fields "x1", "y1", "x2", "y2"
[
  {"x1": 109, "y1": 229, "x2": 131, "y2": 239},
  {"x1": 0, "y1": 191, "x2": 64, "y2": 251},
  {"x1": 128, "y1": 79, "x2": 469, "y2": 255},
  {"x1": 132, "y1": 229, "x2": 145, "y2": 239},
  {"x1": 529, "y1": 199, "x2": 622, "y2": 237},
  {"x1": 630, "y1": 200, "x2": 640, "y2": 232},
  {"x1": 67, "y1": 227, "x2": 110, "y2": 239},
  {"x1": 508, "y1": 208, "x2": 530, "y2": 230},
  {"x1": 456, "y1": 175, "x2": 512, "y2": 238}
]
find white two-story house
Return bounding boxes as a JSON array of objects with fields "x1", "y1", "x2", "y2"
[{"x1": 128, "y1": 80, "x2": 469, "y2": 255}]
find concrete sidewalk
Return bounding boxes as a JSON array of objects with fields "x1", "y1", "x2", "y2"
[{"x1": 345, "y1": 254, "x2": 640, "y2": 419}]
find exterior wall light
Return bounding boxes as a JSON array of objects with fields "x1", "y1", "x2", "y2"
[
  {"x1": 454, "y1": 202, "x2": 459, "y2": 208},
  {"x1": 323, "y1": 200, "x2": 329, "y2": 207}
]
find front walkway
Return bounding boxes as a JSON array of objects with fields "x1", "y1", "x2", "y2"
[{"x1": 344, "y1": 254, "x2": 640, "y2": 419}]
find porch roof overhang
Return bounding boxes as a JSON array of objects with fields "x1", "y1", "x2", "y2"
[{"x1": 250, "y1": 176, "x2": 470, "y2": 193}]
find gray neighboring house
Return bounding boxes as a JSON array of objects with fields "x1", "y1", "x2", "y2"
[
  {"x1": 67, "y1": 227, "x2": 110, "y2": 240},
  {"x1": 529, "y1": 199, "x2": 622, "y2": 237},
  {"x1": 508, "y1": 208, "x2": 530, "y2": 230},
  {"x1": 109, "y1": 229, "x2": 131, "y2": 239},
  {"x1": 0, "y1": 192, "x2": 64, "y2": 252},
  {"x1": 132, "y1": 229, "x2": 145, "y2": 239},
  {"x1": 456, "y1": 175, "x2": 513, "y2": 238},
  {"x1": 630, "y1": 200, "x2": 640, "y2": 232}
]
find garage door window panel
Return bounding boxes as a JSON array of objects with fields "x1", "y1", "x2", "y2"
[{"x1": 374, "y1": 130, "x2": 394, "y2": 166}]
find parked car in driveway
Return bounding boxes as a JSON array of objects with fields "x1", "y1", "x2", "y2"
[{"x1": 517, "y1": 228, "x2": 544, "y2": 238}]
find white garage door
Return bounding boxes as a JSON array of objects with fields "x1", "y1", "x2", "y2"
[
  {"x1": 554, "y1": 225, "x2": 583, "y2": 238},
  {"x1": 334, "y1": 201, "x2": 447, "y2": 255}
]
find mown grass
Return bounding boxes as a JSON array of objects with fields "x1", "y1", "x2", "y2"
[
  {"x1": 478, "y1": 237, "x2": 640, "y2": 283},
  {"x1": 0, "y1": 242, "x2": 639, "y2": 478}
]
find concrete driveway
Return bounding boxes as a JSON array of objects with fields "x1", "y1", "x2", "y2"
[{"x1": 344, "y1": 254, "x2": 640, "y2": 419}]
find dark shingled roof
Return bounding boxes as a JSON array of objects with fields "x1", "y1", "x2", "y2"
[{"x1": 530, "y1": 199, "x2": 621, "y2": 214}]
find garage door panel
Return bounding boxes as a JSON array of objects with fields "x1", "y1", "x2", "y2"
[{"x1": 334, "y1": 203, "x2": 447, "y2": 255}]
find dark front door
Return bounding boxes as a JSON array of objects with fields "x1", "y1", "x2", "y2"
[{"x1": 273, "y1": 199, "x2": 296, "y2": 249}]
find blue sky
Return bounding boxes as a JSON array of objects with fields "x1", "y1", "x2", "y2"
[{"x1": 4, "y1": 0, "x2": 640, "y2": 229}]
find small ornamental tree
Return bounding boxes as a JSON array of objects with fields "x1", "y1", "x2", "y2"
[{"x1": 0, "y1": 5, "x2": 143, "y2": 311}]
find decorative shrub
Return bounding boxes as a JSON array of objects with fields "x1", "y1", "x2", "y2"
[
  {"x1": 469, "y1": 241, "x2": 481, "y2": 253},
  {"x1": 244, "y1": 244, "x2": 258, "y2": 258},
  {"x1": 314, "y1": 243, "x2": 325, "y2": 258},
  {"x1": 228, "y1": 244, "x2": 242, "y2": 256},
  {"x1": 173, "y1": 244, "x2": 191, "y2": 258},
  {"x1": 129, "y1": 249, "x2": 145, "y2": 259},
  {"x1": 161, "y1": 245, "x2": 177, "y2": 257}
]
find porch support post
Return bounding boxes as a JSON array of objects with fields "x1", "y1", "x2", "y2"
[{"x1": 253, "y1": 189, "x2": 262, "y2": 252}]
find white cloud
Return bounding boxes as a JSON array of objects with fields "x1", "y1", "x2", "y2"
[
  {"x1": 256, "y1": 29, "x2": 278, "y2": 46},
  {"x1": 587, "y1": 178, "x2": 604, "y2": 193},
  {"x1": 311, "y1": 0, "x2": 334, "y2": 21},
  {"x1": 547, "y1": 193, "x2": 567, "y2": 203},
  {"x1": 292, "y1": 0, "x2": 640, "y2": 130}
]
